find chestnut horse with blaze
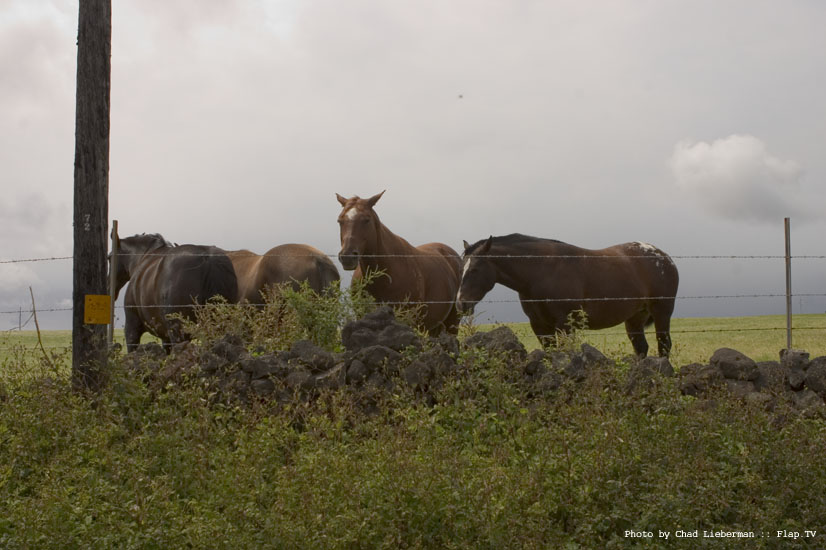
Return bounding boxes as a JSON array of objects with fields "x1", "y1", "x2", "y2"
[
  {"x1": 457, "y1": 234, "x2": 679, "y2": 357},
  {"x1": 336, "y1": 191, "x2": 462, "y2": 335}
]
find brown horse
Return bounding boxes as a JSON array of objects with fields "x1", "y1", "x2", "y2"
[
  {"x1": 226, "y1": 244, "x2": 340, "y2": 304},
  {"x1": 112, "y1": 233, "x2": 239, "y2": 352},
  {"x1": 456, "y1": 234, "x2": 679, "y2": 357},
  {"x1": 336, "y1": 191, "x2": 462, "y2": 335}
]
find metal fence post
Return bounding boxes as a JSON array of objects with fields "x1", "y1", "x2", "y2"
[{"x1": 785, "y1": 217, "x2": 792, "y2": 350}]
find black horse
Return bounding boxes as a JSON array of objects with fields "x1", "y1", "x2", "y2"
[
  {"x1": 112, "y1": 233, "x2": 238, "y2": 352},
  {"x1": 456, "y1": 234, "x2": 679, "y2": 357}
]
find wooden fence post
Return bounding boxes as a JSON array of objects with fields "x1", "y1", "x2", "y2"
[
  {"x1": 72, "y1": 0, "x2": 112, "y2": 392},
  {"x1": 108, "y1": 220, "x2": 119, "y2": 345}
]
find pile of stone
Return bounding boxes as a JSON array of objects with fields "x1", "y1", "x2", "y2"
[
  {"x1": 122, "y1": 308, "x2": 825, "y2": 414},
  {"x1": 677, "y1": 348, "x2": 826, "y2": 412},
  {"x1": 125, "y1": 307, "x2": 461, "y2": 405}
]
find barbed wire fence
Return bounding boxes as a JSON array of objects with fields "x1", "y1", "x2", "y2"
[{"x1": 2, "y1": 251, "x2": 825, "y2": 349}]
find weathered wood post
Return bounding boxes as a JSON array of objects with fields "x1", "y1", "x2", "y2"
[
  {"x1": 784, "y1": 217, "x2": 792, "y2": 350},
  {"x1": 72, "y1": 0, "x2": 112, "y2": 391},
  {"x1": 108, "y1": 220, "x2": 119, "y2": 345}
]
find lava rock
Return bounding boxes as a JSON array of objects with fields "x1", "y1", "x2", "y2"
[
  {"x1": 780, "y1": 349, "x2": 810, "y2": 371},
  {"x1": 289, "y1": 340, "x2": 334, "y2": 373},
  {"x1": 341, "y1": 307, "x2": 421, "y2": 352},
  {"x1": 710, "y1": 348, "x2": 759, "y2": 381},
  {"x1": 679, "y1": 363, "x2": 724, "y2": 396},
  {"x1": 463, "y1": 326, "x2": 527, "y2": 361},
  {"x1": 804, "y1": 357, "x2": 826, "y2": 396}
]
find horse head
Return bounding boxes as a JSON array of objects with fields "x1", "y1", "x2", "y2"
[
  {"x1": 335, "y1": 190, "x2": 385, "y2": 271},
  {"x1": 111, "y1": 233, "x2": 171, "y2": 299},
  {"x1": 456, "y1": 236, "x2": 497, "y2": 313}
]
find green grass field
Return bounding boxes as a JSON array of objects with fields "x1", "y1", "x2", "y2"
[
  {"x1": 2, "y1": 314, "x2": 824, "y2": 376},
  {"x1": 502, "y1": 313, "x2": 826, "y2": 365},
  {"x1": 2, "y1": 313, "x2": 826, "y2": 548}
]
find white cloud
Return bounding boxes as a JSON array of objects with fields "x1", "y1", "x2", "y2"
[
  {"x1": 669, "y1": 134, "x2": 808, "y2": 224},
  {"x1": 0, "y1": 263, "x2": 41, "y2": 294}
]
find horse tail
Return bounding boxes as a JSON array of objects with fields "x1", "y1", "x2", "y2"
[
  {"x1": 318, "y1": 259, "x2": 341, "y2": 295},
  {"x1": 201, "y1": 252, "x2": 239, "y2": 304}
]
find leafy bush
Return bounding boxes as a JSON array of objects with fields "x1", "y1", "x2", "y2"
[
  {"x1": 179, "y1": 270, "x2": 384, "y2": 352},
  {"x1": 3, "y1": 301, "x2": 826, "y2": 548}
]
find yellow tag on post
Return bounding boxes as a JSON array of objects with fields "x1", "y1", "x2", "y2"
[{"x1": 84, "y1": 295, "x2": 111, "y2": 324}]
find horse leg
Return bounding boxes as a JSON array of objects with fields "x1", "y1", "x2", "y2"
[
  {"x1": 624, "y1": 311, "x2": 650, "y2": 358},
  {"x1": 442, "y1": 303, "x2": 461, "y2": 336},
  {"x1": 529, "y1": 316, "x2": 558, "y2": 351},
  {"x1": 651, "y1": 304, "x2": 674, "y2": 357},
  {"x1": 124, "y1": 308, "x2": 144, "y2": 353},
  {"x1": 164, "y1": 315, "x2": 187, "y2": 353}
]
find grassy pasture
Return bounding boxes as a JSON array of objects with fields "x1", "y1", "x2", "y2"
[
  {"x1": 6, "y1": 314, "x2": 823, "y2": 375},
  {"x1": 1, "y1": 314, "x2": 826, "y2": 548},
  {"x1": 502, "y1": 313, "x2": 826, "y2": 365}
]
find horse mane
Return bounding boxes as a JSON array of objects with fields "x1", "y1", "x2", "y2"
[{"x1": 465, "y1": 233, "x2": 565, "y2": 255}]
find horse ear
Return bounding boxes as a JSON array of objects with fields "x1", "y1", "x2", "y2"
[
  {"x1": 366, "y1": 190, "x2": 386, "y2": 208},
  {"x1": 335, "y1": 193, "x2": 348, "y2": 207},
  {"x1": 462, "y1": 240, "x2": 470, "y2": 250},
  {"x1": 480, "y1": 236, "x2": 493, "y2": 254}
]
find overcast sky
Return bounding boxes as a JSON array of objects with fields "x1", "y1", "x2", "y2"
[{"x1": 1, "y1": 0, "x2": 825, "y2": 330}]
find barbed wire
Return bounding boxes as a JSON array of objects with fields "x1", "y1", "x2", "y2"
[
  {"x1": 2, "y1": 293, "x2": 826, "y2": 316},
  {"x1": 0, "y1": 256, "x2": 73, "y2": 264},
  {"x1": 3, "y1": 253, "x2": 826, "y2": 264},
  {"x1": 1, "y1": 325, "x2": 824, "y2": 352}
]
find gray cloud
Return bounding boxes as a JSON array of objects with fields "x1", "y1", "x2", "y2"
[
  {"x1": 669, "y1": 135, "x2": 808, "y2": 225},
  {"x1": 2, "y1": 1, "x2": 826, "y2": 326}
]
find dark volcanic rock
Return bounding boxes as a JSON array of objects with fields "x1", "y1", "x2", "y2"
[
  {"x1": 463, "y1": 326, "x2": 527, "y2": 361},
  {"x1": 562, "y1": 354, "x2": 587, "y2": 383},
  {"x1": 725, "y1": 379, "x2": 756, "y2": 398},
  {"x1": 524, "y1": 350, "x2": 549, "y2": 378},
  {"x1": 240, "y1": 354, "x2": 289, "y2": 380},
  {"x1": 753, "y1": 361, "x2": 787, "y2": 392},
  {"x1": 679, "y1": 363, "x2": 724, "y2": 396},
  {"x1": 250, "y1": 378, "x2": 275, "y2": 397},
  {"x1": 356, "y1": 345, "x2": 402, "y2": 371},
  {"x1": 581, "y1": 343, "x2": 611, "y2": 367},
  {"x1": 626, "y1": 358, "x2": 673, "y2": 394},
  {"x1": 788, "y1": 368, "x2": 806, "y2": 391},
  {"x1": 285, "y1": 368, "x2": 315, "y2": 392},
  {"x1": 315, "y1": 363, "x2": 347, "y2": 390},
  {"x1": 637, "y1": 356, "x2": 675, "y2": 377},
  {"x1": 341, "y1": 307, "x2": 421, "y2": 352},
  {"x1": 804, "y1": 357, "x2": 826, "y2": 396},
  {"x1": 289, "y1": 340, "x2": 334, "y2": 373},
  {"x1": 346, "y1": 359, "x2": 369, "y2": 384},
  {"x1": 780, "y1": 349, "x2": 810, "y2": 371},
  {"x1": 710, "y1": 348, "x2": 759, "y2": 381},
  {"x1": 793, "y1": 389, "x2": 825, "y2": 413},
  {"x1": 211, "y1": 334, "x2": 247, "y2": 363}
]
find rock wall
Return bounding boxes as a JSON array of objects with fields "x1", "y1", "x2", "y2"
[{"x1": 122, "y1": 307, "x2": 826, "y2": 414}]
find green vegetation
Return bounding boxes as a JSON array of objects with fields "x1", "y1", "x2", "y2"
[
  {"x1": 504, "y1": 314, "x2": 826, "y2": 366},
  {"x1": 1, "y1": 308, "x2": 826, "y2": 548}
]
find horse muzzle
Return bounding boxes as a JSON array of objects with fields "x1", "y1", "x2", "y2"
[
  {"x1": 455, "y1": 294, "x2": 476, "y2": 314},
  {"x1": 338, "y1": 251, "x2": 360, "y2": 271}
]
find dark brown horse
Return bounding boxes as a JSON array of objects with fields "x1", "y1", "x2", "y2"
[
  {"x1": 456, "y1": 234, "x2": 679, "y2": 356},
  {"x1": 336, "y1": 191, "x2": 462, "y2": 335},
  {"x1": 226, "y1": 244, "x2": 340, "y2": 304},
  {"x1": 112, "y1": 233, "x2": 238, "y2": 352}
]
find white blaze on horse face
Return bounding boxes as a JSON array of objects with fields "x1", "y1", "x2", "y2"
[
  {"x1": 457, "y1": 256, "x2": 475, "y2": 303},
  {"x1": 344, "y1": 207, "x2": 360, "y2": 221},
  {"x1": 462, "y1": 256, "x2": 474, "y2": 278}
]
